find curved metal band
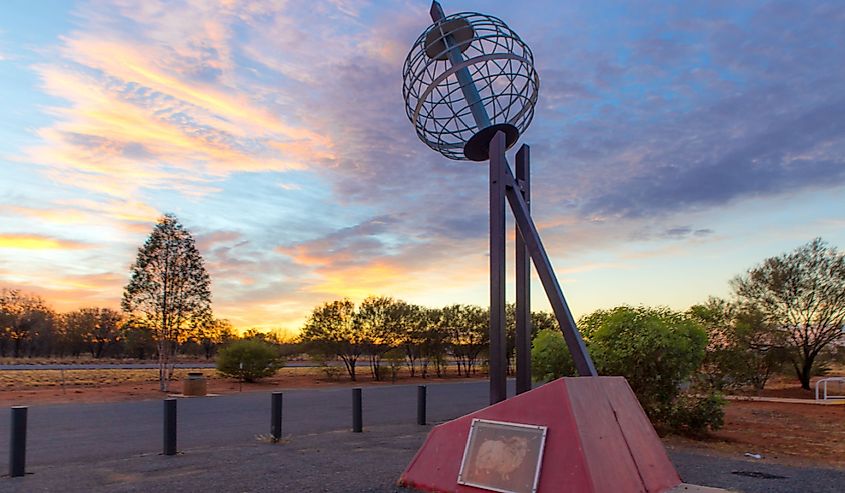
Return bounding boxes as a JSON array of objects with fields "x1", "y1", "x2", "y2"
[{"x1": 412, "y1": 52, "x2": 534, "y2": 130}]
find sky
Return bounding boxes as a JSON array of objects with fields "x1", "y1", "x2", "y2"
[{"x1": 0, "y1": 0, "x2": 843, "y2": 332}]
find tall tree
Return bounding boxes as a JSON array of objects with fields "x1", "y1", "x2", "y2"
[
  {"x1": 357, "y1": 296, "x2": 409, "y2": 381},
  {"x1": 122, "y1": 214, "x2": 212, "y2": 391},
  {"x1": 732, "y1": 238, "x2": 845, "y2": 389}
]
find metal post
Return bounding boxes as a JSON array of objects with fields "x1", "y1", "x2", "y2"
[
  {"x1": 352, "y1": 388, "x2": 363, "y2": 432},
  {"x1": 417, "y1": 385, "x2": 427, "y2": 425},
  {"x1": 429, "y1": 1, "x2": 491, "y2": 130},
  {"x1": 271, "y1": 392, "x2": 283, "y2": 443},
  {"x1": 515, "y1": 144, "x2": 532, "y2": 394},
  {"x1": 489, "y1": 131, "x2": 508, "y2": 404},
  {"x1": 503, "y1": 167, "x2": 597, "y2": 376},
  {"x1": 163, "y1": 398, "x2": 177, "y2": 456},
  {"x1": 9, "y1": 406, "x2": 27, "y2": 477}
]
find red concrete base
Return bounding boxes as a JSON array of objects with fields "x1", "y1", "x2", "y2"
[{"x1": 399, "y1": 376, "x2": 681, "y2": 493}]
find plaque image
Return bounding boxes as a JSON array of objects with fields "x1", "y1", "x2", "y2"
[{"x1": 457, "y1": 419, "x2": 548, "y2": 493}]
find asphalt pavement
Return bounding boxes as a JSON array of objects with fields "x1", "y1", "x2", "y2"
[{"x1": 0, "y1": 380, "x2": 842, "y2": 492}]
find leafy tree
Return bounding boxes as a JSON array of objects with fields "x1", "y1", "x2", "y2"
[
  {"x1": 241, "y1": 328, "x2": 266, "y2": 341},
  {"x1": 731, "y1": 309, "x2": 790, "y2": 389},
  {"x1": 64, "y1": 308, "x2": 123, "y2": 358},
  {"x1": 217, "y1": 339, "x2": 283, "y2": 382},
  {"x1": 61, "y1": 311, "x2": 89, "y2": 357},
  {"x1": 442, "y1": 304, "x2": 488, "y2": 376},
  {"x1": 418, "y1": 307, "x2": 448, "y2": 377},
  {"x1": 0, "y1": 289, "x2": 55, "y2": 357},
  {"x1": 397, "y1": 304, "x2": 424, "y2": 377},
  {"x1": 357, "y1": 296, "x2": 401, "y2": 381},
  {"x1": 194, "y1": 318, "x2": 235, "y2": 360},
  {"x1": 531, "y1": 311, "x2": 558, "y2": 334},
  {"x1": 384, "y1": 347, "x2": 405, "y2": 383},
  {"x1": 122, "y1": 214, "x2": 212, "y2": 391},
  {"x1": 300, "y1": 299, "x2": 363, "y2": 381},
  {"x1": 122, "y1": 318, "x2": 156, "y2": 359},
  {"x1": 530, "y1": 328, "x2": 575, "y2": 382},
  {"x1": 689, "y1": 298, "x2": 788, "y2": 391},
  {"x1": 732, "y1": 238, "x2": 845, "y2": 389}
]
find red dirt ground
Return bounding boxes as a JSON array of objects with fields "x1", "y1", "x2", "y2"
[
  {"x1": 664, "y1": 399, "x2": 845, "y2": 468},
  {"x1": 0, "y1": 366, "x2": 480, "y2": 406}
]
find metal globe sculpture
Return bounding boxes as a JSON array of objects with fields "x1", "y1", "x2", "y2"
[{"x1": 402, "y1": 5, "x2": 540, "y2": 161}]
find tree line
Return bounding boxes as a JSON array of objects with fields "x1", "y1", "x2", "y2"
[
  {"x1": 0, "y1": 290, "x2": 238, "y2": 361},
  {"x1": 3, "y1": 209, "x2": 842, "y2": 403},
  {"x1": 299, "y1": 296, "x2": 559, "y2": 381},
  {"x1": 302, "y1": 238, "x2": 845, "y2": 394}
]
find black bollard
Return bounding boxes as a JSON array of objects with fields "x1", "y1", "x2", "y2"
[
  {"x1": 163, "y1": 398, "x2": 177, "y2": 456},
  {"x1": 417, "y1": 385, "x2": 427, "y2": 425},
  {"x1": 271, "y1": 392, "x2": 283, "y2": 442},
  {"x1": 352, "y1": 388, "x2": 362, "y2": 432},
  {"x1": 9, "y1": 406, "x2": 27, "y2": 477}
]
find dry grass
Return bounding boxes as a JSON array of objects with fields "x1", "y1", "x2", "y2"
[
  {"x1": 0, "y1": 366, "x2": 325, "y2": 390},
  {"x1": 0, "y1": 356, "x2": 208, "y2": 365}
]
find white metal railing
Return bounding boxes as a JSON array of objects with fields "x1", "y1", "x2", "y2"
[{"x1": 815, "y1": 377, "x2": 845, "y2": 400}]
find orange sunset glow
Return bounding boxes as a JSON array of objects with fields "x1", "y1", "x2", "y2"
[{"x1": 1, "y1": 0, "x2": 843, "y2": 334}]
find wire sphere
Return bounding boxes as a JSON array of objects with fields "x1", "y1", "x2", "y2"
[{"x1": 403, "y1": 12, "x2": 540, "y2": 161}]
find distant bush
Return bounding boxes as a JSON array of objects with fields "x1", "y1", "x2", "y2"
[
  {"x1": 530, "y1": 329, "x2": 575, "y2": 382},
  {"x1": 217, "y1": 339, "x2": 283, "y2": 382},
  {"x1": 312, "y1": 353, "x2": 343, "y2": 380},
  {"x1": 664, "y1": 393, "x2": 725, "y2": 436}
]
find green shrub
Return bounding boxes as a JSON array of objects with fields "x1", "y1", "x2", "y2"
[
  {"x1": 581, "y1": 306, "x2": 724, "y2": 433},
  {"x1": 217, "y1": 339, "x2": 283, "y2": 382},
  {"x1": 530, "y1": 329, "x2": 576, "y2": 382},
  {"x1": 665, "y1": 392, "x2": 725, "y2": 436}
]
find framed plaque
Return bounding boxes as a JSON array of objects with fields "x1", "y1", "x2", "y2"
[{"x1": 457, "y1": 419, "x2": 548, "y2": 493}]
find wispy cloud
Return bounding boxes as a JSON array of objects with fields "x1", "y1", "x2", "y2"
[
  {"x1": 2, "y1": 0, "x2": 843, "y2": 329},
  {"x1": 0, "y1": 233, "x2": 91, "y2": 250}
]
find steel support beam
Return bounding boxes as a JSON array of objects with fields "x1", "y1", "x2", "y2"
[
  {"x1": 500, "y1": 141, "x2": 597, "y2": 377},
  {"x1": 515, "y1": 144, "x2": 532, "y2": 394},
  {"x1": 489, "y1": 132, "x2": 508, "y2": 404}
]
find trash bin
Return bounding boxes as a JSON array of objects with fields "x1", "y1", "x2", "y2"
[{"x1": 183, "y1": 372, "x2": 207, "y2": 396}]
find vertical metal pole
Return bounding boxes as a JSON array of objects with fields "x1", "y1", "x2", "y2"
[
  {"x1": 163, "y1": 398, "x2": 177, "y2": 456},
  {"x1": 352, "y1": 388, "x2": 363, "y2": 432},
  {"x1": 271, "y1": 392, "x2": 283, "y2": 443},
  {"x1": 515, "y1": 144, "x2": 532, "y2": 394},
  {"x1": 9, "y1": 406, "x2": 27, "y2": 477},
  {"x1": 429, "y1": 1, "x2": 491, "y2": 131},
  {"x1": 417, "y1": 385, "x2": 427, "y2": 425},
  {"x1": 489, "y1": 131, "x2": 508, "y2": 404}
]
